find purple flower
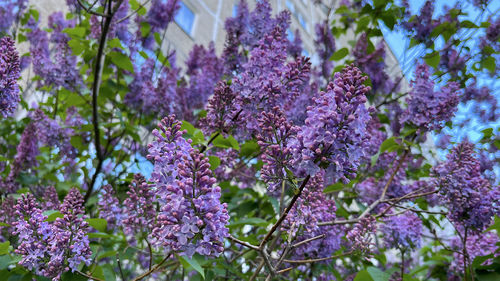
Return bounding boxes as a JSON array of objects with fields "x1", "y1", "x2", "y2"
[
  {"x1": 0, "y1": 36, "x2": 21, "y2": 117},
  {"x1": 201, "y1": 82, "x2": 239, "y2": 136},
  {"x1": 289, "y1": 65, "x2": 373, "y2": 183},
  {"x1": 122, "y1": 175, "x2": 156, "y2": 244},
  {"x1": 257, "y1": 107, "x2": 299, "y2": 193},
  {"x1": 434, "y1": 141, "x2": 500, "y2": 232},
  {"x1": 185, "y1": 43, "x2": 224, "y2": 112},
  {"x1": 401, "y1": 1, "x2": 440, "y2": 45},
  {"x1": 449, "y1": 231, "x2": 499, "y2": 275},
  {"x1": 98, "y1": 184, "x2": 123, "y2": 231},
  {"x1": 13, "y1": 189, "x2": 91, "y2": 280},
  {"x1": 314, "y1": 21, "x2": 336, "y2": 80},
  {"x1": 346, "y1": 215, "x2": 377, "y2": 254},
  {"x1": 0, "y1": 0, "x2": 28, "y2": 33},
  {"x1": 353, "y1": 33, "x2": 394, "y2": 95},
  {"x1": 401, "y1": 64, "x2": 459, "y2": 131},
  {"x1": 381, "y1": 212, "x2": 422, "y2": 249},
  {"x1": 283, "y1": 171, "x2": 345, "y2": 259},
  {"x1": 148, "y1": 116, "x2": 229, "y2": 257}
]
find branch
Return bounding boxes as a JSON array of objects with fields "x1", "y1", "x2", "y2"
[
  {"x1": 84, "y1": 0, "x2": 123, "y2": 204},
  {"x1": 76, "y1": 270, "x2": 105, "y2": 281},
  {"x1": 228, "y1": 235, "x2": 260, "y2": 251},
  {"x1": 76, "y1": 0, "x2": 110, "y2": 17},
  {"x1": 131, "y1": 253, "x2": 172, "y2": 281},
  {"x1": 259, "y1": 175, "x2": 311, "y2": 248},
  {"x1": 280, "y1": 250, "x2": 354, "y2": 264}
]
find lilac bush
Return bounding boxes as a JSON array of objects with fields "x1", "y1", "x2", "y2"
[{"x1": 0, "y1": 0, "x2": 498, "y2": 280}]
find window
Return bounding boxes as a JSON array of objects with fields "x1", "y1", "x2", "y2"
[
  {"x1": 232, "y1": 4, "x2": 238, "y2": 17},
  {"x1": 298, "y1": 13, "x2": 308, "y2": 31},
  {"x1": 175, "y1": 1, "x2": 195, "y2": 35},
  {"x1": 287, "y1": 29, "x2": 294, "y2": 42},
  {"x1": 285, "y1": 0, "x2": 295, "y2": 14}
]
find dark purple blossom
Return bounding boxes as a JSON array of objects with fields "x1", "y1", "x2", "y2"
[
  {"x1": 449, "y1": 231, "x2": 499, "y2": 275},
  {"x1": 346, "y1": 215, "x2": 376, "y2": 254},
  {"x1": 434, "y1": 141, "x2": 500, "y2": 232},
  {"x1": 257, "y1": 107, "x2": 299, "y2": 193},
  {"x1": 289, "y1": 65, "x2": 373, "y2": 183},
  {"x1": 381, "y1": 212, "x2": 422, "y2": 249},
  {"x1": 98, "y1": 184, "x2": 123, "y2": 231},
  {"x1": 0, "y1": 36, "x2": 21, "y2": 117},
  {"x1": 0, "y1": 0, "x2": 28, "y2": 33},
  {"x1": 401, "y1": 64, "x2": 459, "y2": 131},
  {"x1": 314, "y1": 21, "x2": 336, "y2": 80}
]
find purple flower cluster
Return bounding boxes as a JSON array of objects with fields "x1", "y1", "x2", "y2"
[
  {"x1": 381, "y1": 212, "x2": 422, "y2": 249},
  {"x1": 257, "y1": 107, "x2": 299, "y2": 193},
  {"x1": 90, "y1": 0, "x2": 130, "y2": 43},
  {"x1": 283, "y1": 171, "x2": 344, "y2": 259},
  {"x1": 122, "y1": 175, "x2": 156, "y2": 243},
  {"x1": 13, "y1": 189, "x2": 91, "y2": 280},
  {"x1": 222, "y1": 0, "x2": 291, "y2": 73},
  {"x1": 353, "y1": 33, "x2": 394, "y2": 95},
  {"x1": 148, "y1": 115, "x2": 229, "y2": 257},
  {"x1": 185, "y1": 43, "x2": 224, "y2": 111},
  {"x1": 98, "y1": 184, "x2": 123, "y2": 231},
  {"x1": 401, "y1": 0, "x2": 440, "y2": 45},
  {"x1": 314, "y1": 21, "x2": 336, "y2": 80},
  {"x1": 151, "y1": 150, "x2": 229, "y2": 257},
  {"x1": 0, "y1": 0, "x2": 28, "y2": 33},
  {"x1": 346, "y1": 215, "x2": 377, "y2": 254},
  {"x1": 434, "y1": 141, "x2": 500, "y2": 232},
  {"x1": 401, "y1": 64, "x2": 459, "y2": 130},
  {"x1": 27, "y1": 13, "x2": 82, "y2": 90},
  {"x1": 201, "y1": 82, "x2": 239, "y2": 136},
  {"x1": 449, "y1": 231, "x2": 499, "y2": 274},
  {"x1": 230, "y1": 28, "x2": 310, "y2": 136},
  {"x1": 289, "y1": 65, "x2": 373, "y2": 183},
  {"x1": 0, "y1": 36, "x2": 21, "y2": 117}
]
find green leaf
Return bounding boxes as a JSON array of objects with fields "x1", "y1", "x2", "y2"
[
  {"x1": 373, "y1": 0, "x2": 386, "y2": 8},
  {"x1": 354, "y1": 270, "x2": 373, "y2": 281},
  {"x1": 109, "y1": 52, "x2": 134, "y2": 73},
  {"x1": 379, "y1": 137, "x2": 399, "y2": 153},
  {"x1": 97, "y1": 250, "x2": 117, "y2": 261},
  {"x1": 178, "y1": 255, "x2": 205, "y2": 279},
  {"x1": 477, "y1": 272, "x2": 500, "y2": 281},
  {"x1": 367, "y1": 266, "x2": 391, "y2": 281},
  {"x1": 0, "y1": 222, "x2": 10, "y2": 227},
  {"x1": 460, "y1": 20, "x2": 478, "y2": 28},
  {"x1": 424, "y1": 51, "x2": 440, "y2": 68},
  {"x1": 85, "y1": 218, "x2": 108, "y2": 232},
  {"x1": 0, "y1": 241, "x2": 10, "y2": 255},
  {"x1": 208, "y1": 156, "x2": 221, "y2": 170},
  {"x1": 240, "y1": 140, "x2": 260, "y2": 158},
  {"x1": 43, "y1": 210, "x2": 63, "y2": 222},
  {"x1": 212, "y1": 134, "x2": 239, "y2": 150},
  {"x1": 140, "y1": 22, "x2": 151, "y2": 37},
  {"x1": 67, "y1": 39, "x2": 85, "y2": 56},
  {"x1": 63, "y1": 27, "x2": 86, "y2": 37},
  {"x1": 324, "y1": 182, "x2": 344, "y2": 193},
  {"x1": 482, "y1": 56, "x2": 495, "y2": 73},
  {"x1": 228, "y1": 218, "x2": 268, "y2": 227},
  {"x1": 87, "y1": 232, "x2": 111, "y2": 239},
  {"x1": 181, "y1": 121, "x2": 196, "y2": 135},
  {"x1": 330, "y1": 47, "x2": 349, "y2": 61}
]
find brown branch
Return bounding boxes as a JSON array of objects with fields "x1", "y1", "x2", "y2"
[
  {"x1": 84, "y1": 0, "x2": 123, "y2": 204},
  {"x1": 259, "y1": 175, "x2": 311, "y2": 248},
  {"x1": 76, "y1": 270, "x2": 105, "y2": 281},
  {"x1": 227, "y1": 235, "x2": 260, "y2": 251},
  {"x1": 76, "y1": 0, "x2": 110, "y2": 17},
  {"x1": 292, "y1": 234, "x2": 325, "y2": 248},
  {"x1": 281, "y1": 250, "x2": 354, "y2": 264},
  {"x1": 131, "y1": 253, "x2": 172, "y2": 281}
]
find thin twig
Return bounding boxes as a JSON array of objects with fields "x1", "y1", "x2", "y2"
[
  {"x1": 228, "y1": 235, "x2": 260, "y2": 251},
  {"x1": 281, "y1": 250, "x2": 354, "y2": 264},
  {"x1": 76, "y1": 0, "x2": 110, "y2": 17},
  {"x1": 259, "y1": 175, "x2": 311, "y2": 248},
  {"x1": 131, "y1": 253, "x2": 172, "y2": 281},
  {"x1": 76, "y1": 270, "x2": 105, "y2": 281}
]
